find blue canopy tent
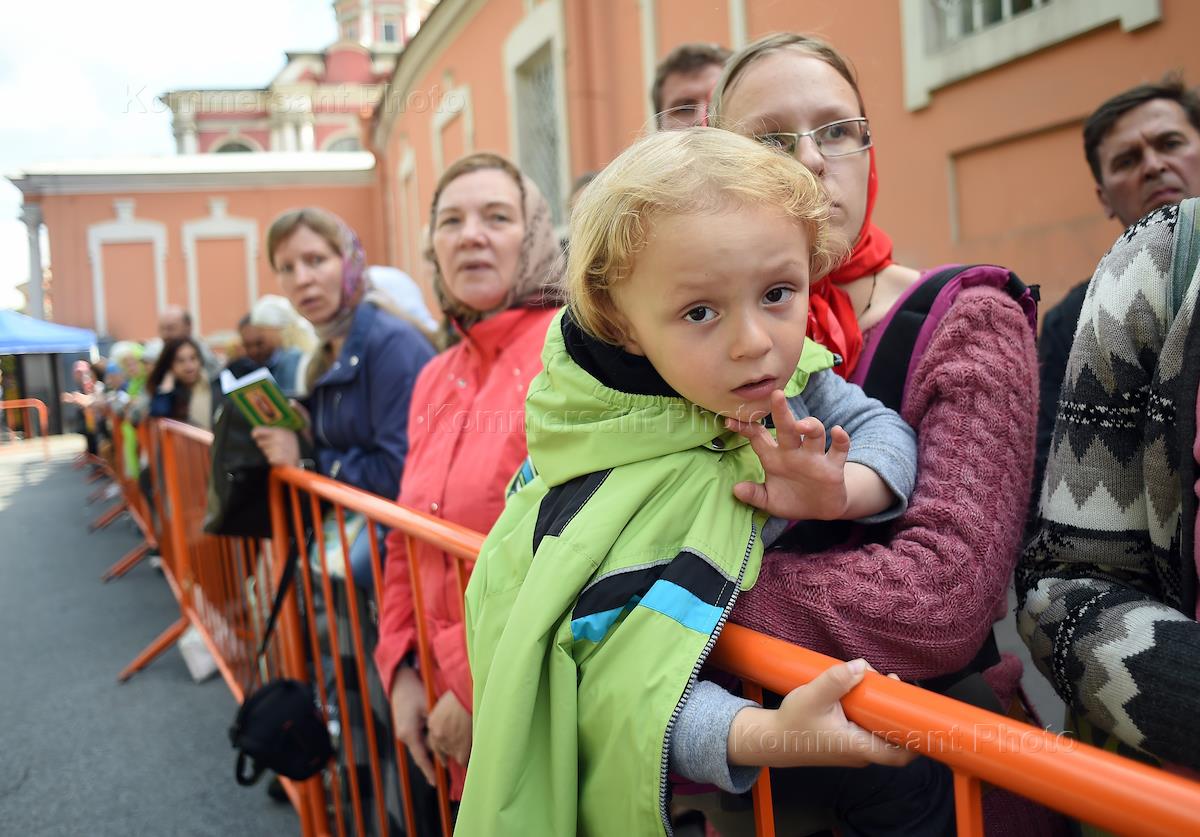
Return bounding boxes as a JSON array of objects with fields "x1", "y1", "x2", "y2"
[
  {"x1": 0, "y1": 308, "x2": 96, "y2": 355},
  {"x1": 1, "y1": 309, "x2": 97, "y2": 436}
]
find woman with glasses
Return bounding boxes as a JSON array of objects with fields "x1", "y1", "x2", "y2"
[{"x1": 702, "y1": 33, "x2": 1052, "y2": 835}]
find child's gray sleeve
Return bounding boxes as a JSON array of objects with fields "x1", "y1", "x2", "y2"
[
  {"x1": 787, "y1": 370, "x2": 917, "y2": 524},
  {"x1": 668, "y1": 680, "x2": 761, "y2": 793}
]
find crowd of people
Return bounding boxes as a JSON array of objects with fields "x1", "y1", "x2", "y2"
[{"x1": 62, "y1": 30, "x2": 1200, "y2": 837}]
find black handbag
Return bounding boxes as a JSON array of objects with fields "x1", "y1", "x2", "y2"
[
  {"x1": 229, "y1": 545, "x2": 334, "y2": 786},
  {"x1": 204, "y1": 402, "x2": 274, "y2": 538}
]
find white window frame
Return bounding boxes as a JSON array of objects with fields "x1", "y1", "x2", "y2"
[
  {"x1": 87, "y1": 199, "x2": 168, "y2": 336},
  {"x1": 430, "y1": 84, "x2": 474, "y2": 176},
  {"x1": 397, "y1": 145, "x2": 423, "y2": 275},
  {"x1": 503, "y1": 0, "x2": 572, "y2": 226},
  {"x1": 181, "y1": 197, "x2": 260, "y2": 334},
  {"x1": 638, "y1": 0, "x2": 658, "y2": 127},
  {"x1": 900, "y1": 0, "x2": 1161, "y2": 110}
]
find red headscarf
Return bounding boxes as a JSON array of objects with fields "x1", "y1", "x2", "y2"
[{"x1": 807, "y1": 146, "x2": 893, "y2": 378}]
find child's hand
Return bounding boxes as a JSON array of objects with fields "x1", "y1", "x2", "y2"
[
  {"x1": 726, "y1": 390, "x2": 852, "y2": 520},
  {"x1": 728, "y1": 659, "x2": 914, "y2": 769}
]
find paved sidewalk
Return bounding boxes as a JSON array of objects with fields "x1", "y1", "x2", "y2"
[{"x1": 0, "y1": 440, "x2": 298, "y2": 836}]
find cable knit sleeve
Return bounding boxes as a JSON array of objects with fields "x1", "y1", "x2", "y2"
[{"x1": 733, "y1": 286, "x2": 1038, "y2": 681}]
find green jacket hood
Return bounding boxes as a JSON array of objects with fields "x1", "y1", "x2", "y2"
[{"x1": 526, "y1": 310, "x2": 837, "y2": 487}]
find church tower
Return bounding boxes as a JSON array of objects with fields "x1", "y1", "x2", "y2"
[{"x1": 332, "y1": 0, "x2": 438, "y2": 51}]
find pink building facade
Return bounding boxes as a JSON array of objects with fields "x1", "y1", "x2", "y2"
[{"x1": 8, "y1": 0, "x2": 1200, "y2": 343}]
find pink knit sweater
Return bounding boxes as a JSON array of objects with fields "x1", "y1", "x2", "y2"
[{"x1": 733, "y1": 285, "x2": 1039, "y2": 686}]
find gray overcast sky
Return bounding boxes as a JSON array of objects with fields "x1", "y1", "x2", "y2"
[{"x1": 0, "y1": 0, "x2": 338, "y2": 309}]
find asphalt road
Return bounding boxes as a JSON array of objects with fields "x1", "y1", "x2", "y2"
[{"x1": 0, "y1": 439, "x2": 298, "y2": 836}]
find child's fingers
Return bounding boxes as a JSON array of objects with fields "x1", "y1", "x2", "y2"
[
  {"x1": 725, "y1": 416, "x2": 776, "y2": 449},
  {"x1": 732, "y1": 480, "x2": 770, "y2": 510},
  {"x1": 770, "y1": 392, "x2": 804, "y2": 449},
  {"x1": 734, "y1": 419, "x2": 782, "y2": 466},
  {"x1": 827, "y1": 425, "x2": 850, "y2": 467},
  {"x1": 795, "y1": 416, "x2": 827, "y2": 453},
  {"x1": 794, "y1": 658, "x2": 868, "y2": 709},
  {"x1": 724, "y1": 415, "x2": 755, "y2": 435}
]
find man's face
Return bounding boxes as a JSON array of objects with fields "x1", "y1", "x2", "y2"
[
  {"x1": 159, "y1": 312, "x2": 189, "y2": 341},
  {"x1": 658, "y1": 63, "x2": 724, "y2": 130},
  {"x1": 240, "y1": 324, "x2": 275, "y2": 366},
  {"x1": 1095, "y1": 99, "x2": 1200, "y2": 227}
]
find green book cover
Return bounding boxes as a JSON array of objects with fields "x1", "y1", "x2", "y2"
[{"x1": 219, "y1": 368, "x2": 305, "y2": 430}]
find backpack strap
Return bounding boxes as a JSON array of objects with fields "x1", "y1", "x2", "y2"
[
  {"x1": 860, "y1": 266, "x2": 968, "y2": 412},
  {"x1": 858, "y1": 264, "x2": 1038, "y2": 707},
  {"x1": 860, "y1": 265, "x2": 1038, "y2": 413},
  {"x1": 254, "y1": 541, "x2": 301, "y2": 667},
  {"x1": 1171, "y1": 198, "x2": 1200, "y2": 318}
]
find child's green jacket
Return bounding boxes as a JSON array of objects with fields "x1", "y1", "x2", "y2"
[{"x1": 459, "y1": 310, "x2": 836, "y2": 836}]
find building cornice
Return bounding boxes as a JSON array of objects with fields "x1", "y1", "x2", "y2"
[
  {"x1": 8, "y1": 152, "x2": 377, "y2": 196},
  {"x1": 372, "y1": 0, "x2": 489, "y2": 151}
]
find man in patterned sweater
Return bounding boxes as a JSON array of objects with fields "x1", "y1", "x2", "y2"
[
  {"x1": 1033, "y1": 76, "x2": 1200, "y2": 521},
  {"x1": 1018, "y1": 200, "x2": 1200, "y2": 771}
]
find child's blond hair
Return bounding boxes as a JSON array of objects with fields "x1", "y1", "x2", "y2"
[{"x1": 567, "y1": 127, "x2": 844, "y2": 345}]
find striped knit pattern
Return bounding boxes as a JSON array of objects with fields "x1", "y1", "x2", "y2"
[{"x1": 1017, "y1": 203, "x2": 1200, "y2": 769}]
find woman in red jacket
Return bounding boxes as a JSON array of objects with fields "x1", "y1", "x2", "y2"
[{"x1": 374, "y1": 152, "x2": 562, "y2": 800}]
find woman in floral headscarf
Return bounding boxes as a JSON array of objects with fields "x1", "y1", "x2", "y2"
[
  {"x1": 254, "y1": 207, "x2": 434, "y2": 493},
  {"x1": 254, "y1": 206, "x2": 435, "y2": 836},
  {"x1": 375, "y1": 153, "x2": 564, "y2": 804}
]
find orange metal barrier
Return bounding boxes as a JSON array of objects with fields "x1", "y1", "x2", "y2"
[
  {"x1": 85, "y1": 407, "x2": 157, "y2": 580},
  {"x1": 0, "y1": 397, "x2": 50, "y2": 460},
  {"x1": 268, "y1": 464, "x2": 484, "y2": 837},
  {"x1": 710, "y1": 625, "x2": 1200, "y2": 837},
  {"x1": 84, "y1": 419, "x2": 1200, "y2": 837},
  {"x1": 111, "y1": 418, "x2": 311, "y2": 819}
]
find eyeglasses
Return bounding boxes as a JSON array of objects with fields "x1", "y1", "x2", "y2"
[{"x1": 753, "y1": 118, "x2": 872, "y2": 158}]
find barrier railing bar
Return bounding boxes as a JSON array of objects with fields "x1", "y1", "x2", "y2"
[
  {"x1": 364, "y1": 514, "x2": 420, "y2": 835},
  {"x1": 709, "y1": 624, "x2": 1200, "y2": 837},
  {"x1": 404, "y1": 532, "x2": 455, "y2": 835},
  {"x1": 0, "y1": 398, "x2": 50, "y2": 460},
  {"x1": 954, "y1": 773, "x2": 984, "y2": 836},
  {"x1": 333, "y1": 504, "x2": 392, "y2": 834},
  {"x1": 740, "y1": 681, "x2": 776, "y2": 837},
  {"x1": 309, "y1": 489, "x2": 364, "y2": 834},
  {"x1": 269, "y1": 474, "x2": 327, "y2": 837}
]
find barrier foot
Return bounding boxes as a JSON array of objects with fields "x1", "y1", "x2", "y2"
[
  {"x1": 118, "y1": 617, "x2": 188, "y2": 683},
  {"x1": 89, "y1": 500, "x2": 127, "y2": 532},
  {"x1": 102, "y1": 542, "x2": 152, "y2": 582},
  {"x1": 86, "y1": 468, "x2": 107, "y2": 483},
  {"x1": 87, "y1": 484, "x2": 110, "y2": 504}
]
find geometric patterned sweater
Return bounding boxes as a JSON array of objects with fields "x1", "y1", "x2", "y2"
[{"x1": 1017, "y1": 202, "x2": 1200, "y2": 770}]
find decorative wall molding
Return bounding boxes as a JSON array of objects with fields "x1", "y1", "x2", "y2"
[
  {"x1": 503, "y1": 0, "x2": 572, "y2": 216},
  {"x1": 86, "y1": 199, "x2": 168, "y2": 335},
  {"x1": 638, "y1": 0, "x2": 658, "y2": 126},
  {"x1": 396, "y1": 145, "x2": 422, "y2": 271},
  {"x1": 900, "y1": 0, "x2": 1161, "y2": 110},
  {"x1": 728, "y1": 0, "x2": 747, "y2": 49},
  {"x1": 181, "y1": 197, "x2": 260, "y2": 333},
  {"x1": 430, "y1": 84, "x2": 474, "y2": 175}
]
